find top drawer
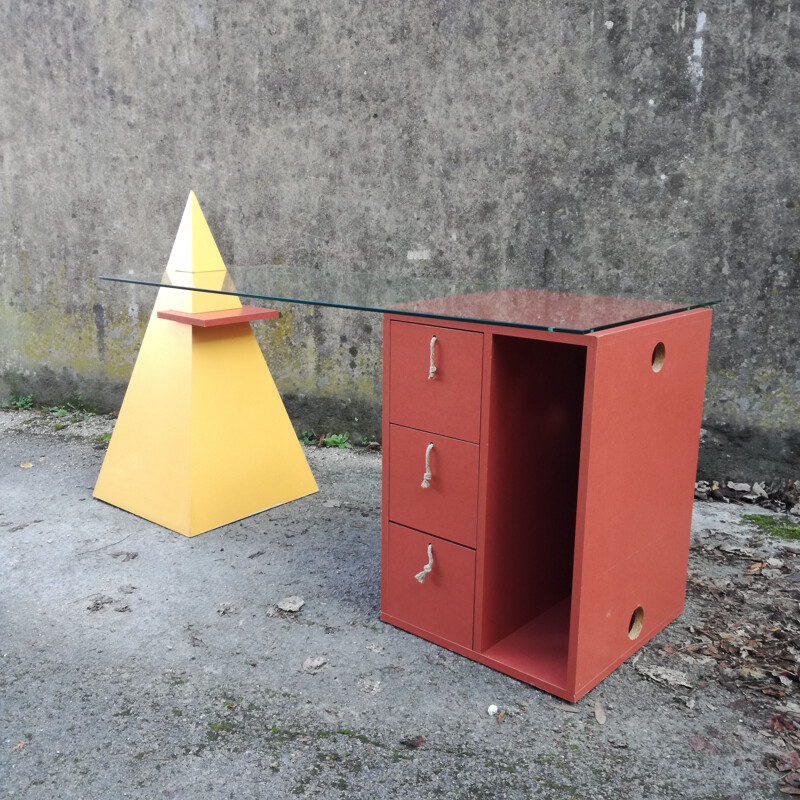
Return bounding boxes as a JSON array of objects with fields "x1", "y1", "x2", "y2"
[{"x1": 388, "y1": 321, "x2": 483, "y2": 443}]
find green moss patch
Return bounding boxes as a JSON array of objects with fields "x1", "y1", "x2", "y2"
[{"x1": 744, "y1": 514, "x2": 800, "y2": 540}]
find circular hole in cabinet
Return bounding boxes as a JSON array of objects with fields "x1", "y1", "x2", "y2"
[
  {"x1": 651, "y1": 342, "x2": 666, "y2": 372},
  {"x1": 628, "y1": 606, "x2": 645, "y2": 640}
]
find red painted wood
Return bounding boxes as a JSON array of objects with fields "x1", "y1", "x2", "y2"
[
  {"x1": 481, "y1": 597, "x2": 570, "y2": 690},
  {"x1": 380, "y1": 316, "x2": 393, "y2": 622},
  {"x1": 476, "y1": 336, "x2": 586, "y2": 653},
  {"x1": 570, "y1": 309, "x2": 712, "y2": 695},
  {"x1": 380, "y1": 307, "x2": 713, "y2": 702},
  {"x1": 389, "y1": 321, "x2": 483, "y2": 443},
  {"x1": 157, "y1": 305, "x2": 279, "y2": 327},
  {"x1": 388, "y1": 425, "x2": 479, "y2": 548},
  {"x1": 384, "y1": 524, "x2": 476, "y2": 648}
]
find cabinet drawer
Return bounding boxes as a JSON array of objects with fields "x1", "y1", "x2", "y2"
[
  {"x1": 383, "y1": 524, "x2": 475, "y2": 648},
  {"x1": 388, "y1": 425, "x2": 479, "y2": 548},
  {"x1": 389, "y1": 321, "x2": 483, "y2": 443}
]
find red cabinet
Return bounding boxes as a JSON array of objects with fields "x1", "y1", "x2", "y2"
[{"x1": 380, "y1": 310, "x2": 713, "y2": 702}]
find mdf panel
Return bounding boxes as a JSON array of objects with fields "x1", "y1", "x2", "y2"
[
  {"x1": 477, "y1": 335, "x2": 586, "y2": 653},
  {"x1": 389, "y1": 321, "x2": 484, "y2": 443},
  {"x1": 571, "y1": 309, "x2": 712, "y2": 691},
  {"x1": 388, "y1": 424, "x2": 480, "y2": 549},
  {"x1": 384, "y1": 523, "x2": 476, "y2": 649}
]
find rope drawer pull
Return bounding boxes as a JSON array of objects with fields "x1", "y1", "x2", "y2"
[
  {"x1": 420, "y1": 442, "x2": 434, "y2": 488},
  {"x1": 428, "y1": 335, "x2": 437, "y2": 379},
  {"x1": 415, "y1": 543, "x2": 434, "y2": 583}
]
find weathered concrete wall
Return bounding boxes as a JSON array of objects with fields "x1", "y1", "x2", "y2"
[{"x1": 1, "y1": 1, "x2": 797, "y2": 478}]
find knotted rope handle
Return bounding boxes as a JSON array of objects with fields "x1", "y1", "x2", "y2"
[
  {"x1": 428, "y1": 335, "x2": 437, "y2": 379},
  {"x1": 420, "y1": 442, "x2": 434, "y2": 488},
  {"x1": 415, "y1": 543, "x2": 434, "y2": 583}
]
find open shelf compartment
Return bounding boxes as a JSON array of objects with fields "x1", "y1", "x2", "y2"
[{"x1": 475, "y1": 334, "x2": 587, "y2": 692}]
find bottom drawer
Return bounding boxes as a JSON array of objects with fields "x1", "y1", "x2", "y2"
[{"x1": 382, "y1": 523, "x2": 475, "y2": 648}]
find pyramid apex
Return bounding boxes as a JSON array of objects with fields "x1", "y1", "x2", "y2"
[{"x1": 161, "y1": 193, "x2": 240, "y2": 312}]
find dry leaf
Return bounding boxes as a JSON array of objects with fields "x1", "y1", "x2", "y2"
[
  {"x1": 497, "y1": 711, "x2": 506, "y2": 726},
  {"x1": 400, "y1": 735, "x2": 425, "y2": 748},
  {"x1": 87, "y1": 595, "x2": 114, "y2": 612},
  {"x1": 594, "y1": 699, "x2": 607, "y2": 725},
  {"x1": 636, "y1": 665, "x2": 694, "y2": 689},
  {"x1": 776, "y1": 753, "x2": 800, "y2": 772},
  {"x1": 110, "y1": 551, "x2": 138, "y2": 561},
  {"x1": 545, "y1": 701, "x2": 581, "y2": 713},
  {"x1": 770, "y1": 715, "x2": 795, "y2": 733},
  {"x1": 10, "y1": 740, "x2": 27, "y2": 752},
  {"x1": 689, "y1": 734, "x2": 716, "y2": 753},
  {"x1": 20, "y1": 462, "x2": 32, "y2": 469},
  {"x1": 740, "y1": 665, "x2": 767, "y2": 680},
  {"x1": 303, "y1": 656, "x2": 327, "y2": 674}
]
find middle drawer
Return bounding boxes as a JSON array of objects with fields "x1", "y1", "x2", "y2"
[{"x1": 388, "y1": 424, "x2": 480, "y2": 549}]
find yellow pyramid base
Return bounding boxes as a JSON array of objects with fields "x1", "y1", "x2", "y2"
[
  {"x1": 94, "y1": 192, "x2": 317, "y2": 536},
  {"x1": 94, "y1": 317, "x2": 317, "y2": 536}
]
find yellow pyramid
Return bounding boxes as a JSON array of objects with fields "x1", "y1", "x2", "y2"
[{"x1": 94, "y1": 192, "x2": 317, "y2": 536}]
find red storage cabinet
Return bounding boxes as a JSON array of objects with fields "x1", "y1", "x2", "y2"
[{"x1": 380, "y1": 309, "x2": 713, "y2": 702}]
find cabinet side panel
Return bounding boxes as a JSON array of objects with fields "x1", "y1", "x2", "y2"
[
  {"x1": 380, "y1": 315, "x2": 393, "y2": 613},
  {"x1": 572, "y1": 309, "x2": 712, "y2": 693}
]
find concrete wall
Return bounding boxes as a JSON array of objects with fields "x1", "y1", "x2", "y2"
[{"x1": 1, "y1": 1, "x2": 798, "y2": 479}]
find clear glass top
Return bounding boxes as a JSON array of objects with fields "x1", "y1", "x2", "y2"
[{"x1": 102, "y1": 266, "x2": 719, "y2": 334}]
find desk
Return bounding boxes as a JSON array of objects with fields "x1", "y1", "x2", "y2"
[
  {"x1": 104, "y1": 272, "x2": 716, "y2": 701},
  {"x1": 379, "y1": 291, "x2": 713, "y2": 702}
]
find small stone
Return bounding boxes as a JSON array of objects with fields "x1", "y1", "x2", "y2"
[
  {"x1": 278, "y1": 596, "x2": 305, "y2": 613},
  {"x1": 487, "y1": 704, "x2": 499, "y2": 715},
  {"x1": 303, "y1": 656, "x2": 327, "y2": 674},
  {"x1": 752, "y1": 482, "x2": 769, "y2": 499},
  {"x1": 609, "y1": 735, "x2": 629, "y2": 748}
]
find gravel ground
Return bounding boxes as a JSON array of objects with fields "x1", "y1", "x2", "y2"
[{"x1": 1, "y1": 407, "x2": 798, "y2": 799}]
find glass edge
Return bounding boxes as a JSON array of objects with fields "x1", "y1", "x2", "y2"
[{"x1": 99, "y1": 277, "x2": 720, "y2": 334}]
